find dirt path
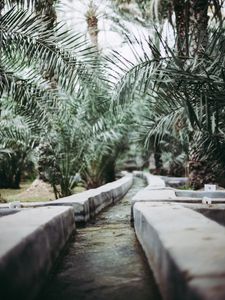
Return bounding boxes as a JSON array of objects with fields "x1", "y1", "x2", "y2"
[{"x1": 38, "y1": 177, "x2": 162, "y2": 300}]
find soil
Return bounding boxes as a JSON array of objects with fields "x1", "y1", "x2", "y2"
[
  {"x1": 0, "y1": 179, "x2": 86, "y2": 202},
  {"x1": 1, "y1": 179, "x2": 55, "y2": 202}
]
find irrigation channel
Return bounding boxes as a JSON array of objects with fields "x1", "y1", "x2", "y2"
[{"x1": 38, "y1": 177, "x2": 162, "y2": 300}]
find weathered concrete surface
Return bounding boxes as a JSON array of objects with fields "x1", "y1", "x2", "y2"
[
  {"x1": 183, "y1": 203, "x2": 225, "y2": 226},
  {"x1": 0, "y1": 208, "x2": 20, "y2": 217},
  {"x1": 176, "y1": 190, "x2": 225, "y2": 199},
  {"x1": 0, "y1": 175, "x2": 133, "y2": 224},
  {"x1": 130, "y1": 185, "x2": 208, "y2": 223},
  {"x1": 161, "y1": 176, "x2": 189, "y2": 188},
  {"x1": 132, "y1": 174, "x2": 198, "y2": 207},
  {"x1": 134, "y1": 172, "x2": 166, "y2": 188},
  {"x1": 37, "y1": 178, "x2": 162, "y2": 300},
  {"x1": 0, "y1": 206, "x2": 75, "y2": 300},
  {"x1": 132, "y1": 187, "x2": 176, "y2": 202},
  {"x1": 134, "y1": 201, "x2": 225, "y2": 300},
  {"x1": 132, "y1": 186, "x2": 225, "y2": 206}
]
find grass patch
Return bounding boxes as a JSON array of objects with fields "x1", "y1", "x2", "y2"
[
  {"x1": 0, "y1": 182, "x2": 32, "y2": 203},
  {"x1": 73, "y1": 186, "x2": 86, "y2": 194},
  {"x1": 0, "y1": 180, "x2": 87, "y2": 203},
  {"x1": 0, "y1": 180, "x2": 55, "y2": 203},
  {"x1": 176, "y1": 184, "x2": 192, "y2": 190},
  {"x1": 7, "y1": 195, "x2": 55, "y2": 202}
]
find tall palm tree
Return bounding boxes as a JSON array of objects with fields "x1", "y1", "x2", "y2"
[
  {"x1": 1, "y1": 4, "x2": 134, "y2": 195},
  {"x1": 0, "y1": 6, "x2": 99, "y2": 191},
  {"x1": 173, "y1": 0, "x2": 209, "y2": 56},
  {"x1": 111, "y1": 26, "x2": 225, "y2": 188},
  {"x1": 130, "y1": 0, "x2": 222, "y2": 55}
]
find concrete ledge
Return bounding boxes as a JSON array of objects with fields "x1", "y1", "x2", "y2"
[
  {"x1": 134, "y1": 202, "x2": 225, "y2": 300},
  {"x1": 131, "y1": 188, "x2": 225, "y2": 204},
  {"x1": 134, "y1": 172, "x2": 190, "y2": 191},
  {"x1": 183, "y1": 203, "x2": 225, "y2": 227},
  {"x1": 161, "y1": 176, "x2": 189, "y2": 188},
  {"x1": 131, "y1": 185, "x2": 205, "y2": 223},
  {"x1": 2, "y1": 174, "x2": 133, "y2": 224},
  {"x1": 134, "y1": 172, "x2": 166, "y2": 188},
  {"x1": 132, "y1": 187, "x2": 176, "y2": 202},
  {"x1": 0, "y1": 206, "x2": 75, "y2": 300},
  {"x1": 0, "y1": 208, "x2": 20, "y2": 217}
]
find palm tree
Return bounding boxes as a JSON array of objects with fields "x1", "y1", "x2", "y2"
[
  {"x1": 1, "y1": 3, "x2": 135, "y2": 196},
  {"x1": 0, "y1": 6, "x2": 100, "y2": 192},
  {"x1": 81, "y1": 106, "x2": 133, "y2": 188},
  {"x1": 111, "y1": 25, "x2": 225, "y2": 188},
  {"x1": 173, "y1": 0, "x2": 210, "y2": 56},
  {"x1": 127, "y1": 0, "x2": 221, "y2": 56},
  {"x1": 0, "y1": 114, "x2": 38, "y2": 188}
]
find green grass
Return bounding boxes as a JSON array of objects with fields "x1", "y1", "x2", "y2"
[
  {"x1": 0, "y1": 181, "x2": 55, "y2": 203},
  {"x1": 7, "y1": 195, "x2": 55, "y2": 202},
  {"x1": 73, "y1": 186, "x2": 86, "y2": 194},
  {"x1": 0, "y1": 182, "x2": 31, "y2": 203},
  {"x1": 176, "y1": 185, "x2": 192, "y2": 190},
  {"x1": 0, "y1": 181, "x2": 87, "y2": 203}
]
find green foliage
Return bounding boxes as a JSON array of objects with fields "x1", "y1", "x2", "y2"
[
  {"x1": 0, "y1": 108, "x2": 37, "y2": 188},
  {"x1": 111, "y1": 25, "x2": 225, "y2": 182},
  {"x1": 81, "y1": 110, "x2": 133, "y2": 188},
  {"x1": 0, "y1": 4, "x2": 134, "y2": 196}
]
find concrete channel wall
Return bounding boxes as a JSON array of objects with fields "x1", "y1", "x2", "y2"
[
  {"x1": 20, "y1": 174, "x2": 133, "y2": 224},
  {"x1": 0, "y1": 206, "x2": 75, "y2": 300},
  {"x1": 0, "y1": 174, "x2": 133, "y2": 300},
  {"x1": 0, "y1": 174, "x2": 133, "y2": 224},
  {"x1": 133, "y1": 173, "x2": 225, "y2": 300}
]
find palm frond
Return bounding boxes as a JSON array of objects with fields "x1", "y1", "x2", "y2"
[{"x1": 1, "y1": 7, "x2": 102, "y2": 96}]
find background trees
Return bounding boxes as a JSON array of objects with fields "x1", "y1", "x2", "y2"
[
  {"x1": 1, "y1": 0, "x2": 225, "y2": 197},
  {"x1": 0, "y1": 0, "x2": 135, "y2": 196},
  {"x1": 110, "y1": 1, "x2": 225, "y2": 188}
]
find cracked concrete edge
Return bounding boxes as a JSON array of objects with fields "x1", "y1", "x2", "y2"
[
  {"x1": 0, "y1": 174, "x2": 133, "y2": 224},
  {"x1": 133, "y1": 201, "x2": 225, "y2": 300},
  {"x1": 0, "y1": 206, "x2": 75, "y2": 300}
]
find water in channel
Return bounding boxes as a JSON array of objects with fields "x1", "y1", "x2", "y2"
[{"x1": 38, "y1": 177, "x2": 162, "y2": 300}]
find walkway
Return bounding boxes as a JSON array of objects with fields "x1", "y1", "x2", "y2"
[{"x1": 38, "y1": 178, "x2": 162, "y2": 300}]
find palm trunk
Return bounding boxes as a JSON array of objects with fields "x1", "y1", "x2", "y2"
[
  {"x1": 188, "y1": 0, "x2": 209, "y2": 188},
  {"x1": 154, "y1": 142, "x2": 163, "y2": 174},
  {"x1": 103, "y1": 157, "x2": 116, "y2": 183},
  {"x1": 173, "y1": 0, "x2": 209, "y2": 56},
  {"x1": 188, "y1": 132, "x2": 216, "y2": 189},
  {"x1": 86, "y1": 1, "x2": 99, "y2": 48},
  {"x1": 35, "y1": 0, "x2": 57, "y2": 86},
  {"x1": 173, "y1": 0, "x2": 189, "y2": 56},
  {"x1": 189, "y1": 0, "x2": 209, "y2": 55},
  {"x1": 0, "y1": 0, "x2": 3, "y2": 116},
  {"x1": 174, "y1": 0, "x2": 210, "y2": 188},
  {"x1": 0, "y1": 0, "x2": 4, "y2": 16},
  {"x1": 188, "y1": 154, "x2": 216, "y2": 189}
]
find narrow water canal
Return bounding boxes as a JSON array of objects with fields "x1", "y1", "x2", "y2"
[{"x1": 38, "y1": 178, "x2": 162, "y2": 300}]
